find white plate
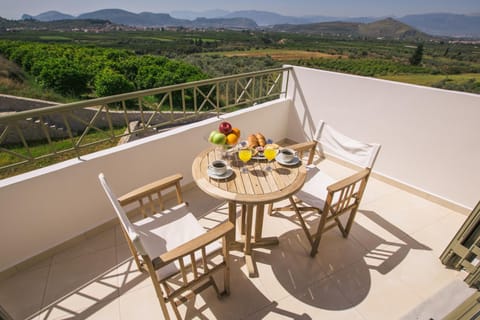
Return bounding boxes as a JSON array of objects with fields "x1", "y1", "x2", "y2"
[
  {"x1": 275, "y1": 155, "x2": 300, "y2": 166},
  {"x1": 208, "y1": 167, "x2": 234, "y2": 179},
  {"x1": 252, "y1": 152, "x2": 265, "y2": 160}
]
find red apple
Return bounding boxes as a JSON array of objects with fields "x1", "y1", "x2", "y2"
[{"x1": 218, "y1": 121, "x2": 232, "y2": 134}]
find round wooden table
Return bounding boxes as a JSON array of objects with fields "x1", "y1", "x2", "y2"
[{"x1": 192, "y1": 147, "x2": 307, "y2": 277}]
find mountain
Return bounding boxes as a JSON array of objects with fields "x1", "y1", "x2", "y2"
[
  {"x1": 271, "y1": 18, "x2": 430, "y2": 40},
  {"x1": 191, "y1": 17, "x2": 257, "y2": 29},
  {"x1": 77, "y1": 9, "x2": 186, "y2": 27},
  {"x1": 399, "y1": 13, "x2": 480, "y2": 38},
  {"x1": 170, "y1": 10, "x2": 377, "y2": 26},
  {"x1": 22, "y1": 10, "x2": 74, "y2": 21},
  {"x1": 0, "y1": 17, "x2": 112, "y2": 31},
  {"x1": 220, "y1": 10, "x2": 478, "y2": 37},
  {"x1": 359, "y1": 18, "x2": 429, "y2": 39},
  {"x1": 171, "y1": 10, "x2": 229, "y2": 20},
  {"x1": 17, "y1": 9, "x2": 480, "y2": 37},
  {"x1": 20, "y1": 8, "x2": 257, "y2": 30},
  {"x1": 224, "y1": 10, "x2": 310, "y2": 26}
]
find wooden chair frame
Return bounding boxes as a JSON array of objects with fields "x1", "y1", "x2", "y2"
[
  {"x1": 99, "y1": 173, "x2": 234, "y2": 320},
  {"x1": 289, "y1": 168, "x2": 370, "y2": 257},
  {"x1": 269, "y1": 123, "x2": 379, "y2": 257}
]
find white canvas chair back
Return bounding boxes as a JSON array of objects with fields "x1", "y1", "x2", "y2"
[
  {"x1": 272, "y1": 120, "x2": 381, "y2": 257},
  {"x1": 98, "y1": 173, "x2": 147, "y2": 255},
  {"x1": 314, "y1": 120, "x2": 380, "y2": 169},
  {"x1": 98, "y1": 173, "x2": 233, "y2": 320}
]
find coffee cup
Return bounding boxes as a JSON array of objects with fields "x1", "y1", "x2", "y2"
[
  {"x1": 208, "y1": 160, "x2": 227, "y2": 175},
  {"x1": 277, "y1": 148, "x2": 295, "y2": 163}
]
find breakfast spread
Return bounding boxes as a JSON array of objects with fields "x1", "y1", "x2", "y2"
[{"x1": 246, "y1": 133, "x2": 279, "y2": 156}]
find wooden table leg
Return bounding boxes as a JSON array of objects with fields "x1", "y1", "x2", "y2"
[
  {"x1": 244, "y1": 205, "x2": 258, "y2": 277},
  {"x1": 254, "y1": 204, "x2": 264, "y2": 241},
  {"x1": 227, "y1": 201, "x2": 240, "y2": 249},
  {"x1": 235, "y1": 203, "x2": 279, "y2": 277},
  {"x1": 252, "y1": 203, "x2": 279, "y2": 247},
  {"x1": 241, "y1": 204, "x2": 246, "y2": 236},
  {"x1": 244, "y1": 205, "x2": 253, "y2": 255}
]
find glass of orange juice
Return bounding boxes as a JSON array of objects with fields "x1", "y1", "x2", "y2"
[
  {"x1": 238, "y1": 148, "x2": 252, "y2": 173},
  {"x1": 263, "y1": 146, "x2": 277, "y2": 172}
]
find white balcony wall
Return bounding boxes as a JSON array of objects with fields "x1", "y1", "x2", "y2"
[
  {"x1": 2, "y1": 65, "x2": 479, "y2": 273},
  {"x1": 285, "y1": 65, "x2": 480, "y2": 211},
  {"x1": 0, "y1": 100, "x2": 291, "y2": 272}
]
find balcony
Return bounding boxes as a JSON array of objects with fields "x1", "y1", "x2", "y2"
[{"x1": 1, "y1": 66, "x2": 479, "y2": 319}]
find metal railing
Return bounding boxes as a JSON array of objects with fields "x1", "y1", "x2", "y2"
[{"x1": 0, "y1": 67, "x2": 291, "y2": 176}]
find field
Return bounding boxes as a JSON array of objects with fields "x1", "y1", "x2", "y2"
[
  {"x1": 0, "y1": 28, "x2": 478, "y2": 177},
  {"x1": 0, "y1": 28, "x2": 479, "y2": 98},
  {"x1": 0, "y1": 128, "x2": 125, "y2": 179},
  {"x1": 378, "y1": 73, "x2": 480, "y2": 93},
  {"x1": 380, "y1": 73, "x2": 480, "y2": 86},
  {"x1": 220, "y1": 49, "x2": 345, "y2": 60}
]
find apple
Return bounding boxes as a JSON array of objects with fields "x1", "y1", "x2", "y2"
[
  {"x1": 218, "y1": 121, "x2": 232, "y2": 135},
  {"x1": 208, "y1": 130, "x2": 219, "y2": 143},
  {"x1": 211, "y1": 132, "x2": 226, "y2": 145}
]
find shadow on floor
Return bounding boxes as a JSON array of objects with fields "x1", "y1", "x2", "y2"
[{"x1": 264, "y1": 209, "x2": 431, "y2": 310}]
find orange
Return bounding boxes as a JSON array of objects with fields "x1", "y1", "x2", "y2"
[
  {"x1": 226, "y1": 133, "x2": 239, "y2": 145},
  {"x1": 231, "y1": 127, "x2": 240, "y2": 137}
]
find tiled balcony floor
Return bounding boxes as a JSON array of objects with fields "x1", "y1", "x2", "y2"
[{"x1": 0, "y1": 159, "x2": 474, "y2": 320}]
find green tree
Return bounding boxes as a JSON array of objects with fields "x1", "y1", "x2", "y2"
[
  {"x1": 409, "y1": 44, "x2": 424, "y2": 66},
  {"x1": 36, "y1": 58, "x2": 91, "y2": 96},
  {"x1": 94, "y1": 68, "x2": 135, "y2": 97}
]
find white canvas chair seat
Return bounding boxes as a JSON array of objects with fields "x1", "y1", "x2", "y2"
[
  {"x1": 295, "y1": 166, "x2": 336, "y2": 211},
  {"x1": 99, "y1": 173, "x2": 233, "y2": 320},
  {"x1": 133, "y1": 203, "x2": 222, "y2": 280},
  {"x1": 270, "y1": 120, "x2": 380, "y2": 257}
]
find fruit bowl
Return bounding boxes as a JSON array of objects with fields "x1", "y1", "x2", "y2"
[
  {"x1": 208, "y1": 121, "x2": 240, "y2": 146},
  {"x1": 207, "y1": 121, "x2": 241, "y2": 156}
]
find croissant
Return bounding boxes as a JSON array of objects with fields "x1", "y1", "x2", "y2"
[
  {"x1": 247, "y1": 134, "x2": 258, "y2": 148},
  {"x1": 255, "y1": 133, "x2": 266, "y2": 147}
]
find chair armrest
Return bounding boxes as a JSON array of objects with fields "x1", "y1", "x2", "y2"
[
  {"x1": 118, "y1": 173, "x2": 183, "y2": 206},
  {"x1": 154, "y1": 221, "x2": 235, "y2": 268},
  {"x1": 327, "y1": 168, "x2": 370, "y2": 193},
  {"x1": 288, "y1": 141, "x2": 317, "y2": 165}
]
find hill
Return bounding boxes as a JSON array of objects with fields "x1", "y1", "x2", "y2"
[
  {"x1": 16, "y1": 9, "x2": 480, "y2": 38},
  {"x1": 271, "y1": 18, "x2": 431, "y2": 40},
  {"x1": 22, "y1": 11, "x2": 74, "y2": 21},
  {"x1": 0, "y1": 17, "x2": 113, "y2": 31},
  {"x1": 358, "y1": 18, "x2": 429, "y2": 39},
  {"x1": 21, "y1": 9, "x2": 257, "y2": 30},
  {"x1": 399, "y1": 13, "x2": 480, "y2": 38},
  {"x1": 224, "y1": 10, "x2": 310, "y2": 26},
  {"x1": 175, "y1": 10, "x2": 479, "y2": 38},
  {"x1": 171, "y1": 9, "x2": 230, "y2": 20},
  {"x1": 78, "y1": 9, "x2": 185, "y2": 27}
]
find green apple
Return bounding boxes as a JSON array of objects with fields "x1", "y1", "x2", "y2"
[
  {"x1": 212, "y1": 132, "x2": 226, "y2": 145},
  {"x1": 208, "y1": 130, "x2": 219, "y2": 143}
]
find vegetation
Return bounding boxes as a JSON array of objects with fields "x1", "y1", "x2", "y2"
[
  {"x1": 0, "y1": 28, "x2": 479, "y2": 99},
  {"x1": 409, "y1": 43, "x2": 424, "y2": 66},
  {"x1": 0, "y1": 128, "x2": 125, "y2": 179},
  {"x1": 0, "y1": 40, "x2": 207, "y2": 100},
  {"x1": 0, "y1": 27, "x2": 479, "y2": 177}
]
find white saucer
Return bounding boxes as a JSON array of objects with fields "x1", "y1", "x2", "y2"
[
  {"x1": 208, "y1": 167, "x2": 234, "y2": 179},
  {"x1": 275, "y1": 155, "x2": 300, "y2": 166}
]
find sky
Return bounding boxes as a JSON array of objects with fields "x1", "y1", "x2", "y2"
[{"x1": 1, "y1": 0, "x2": 479, "y2": 20}]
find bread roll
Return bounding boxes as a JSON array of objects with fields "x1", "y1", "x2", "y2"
[
  {"x1": 247, "y1": 134, "x2": 258, "y2": 148},
  {"x1": 255, "y1": 133, "x2": 266, "y2": 147}
]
